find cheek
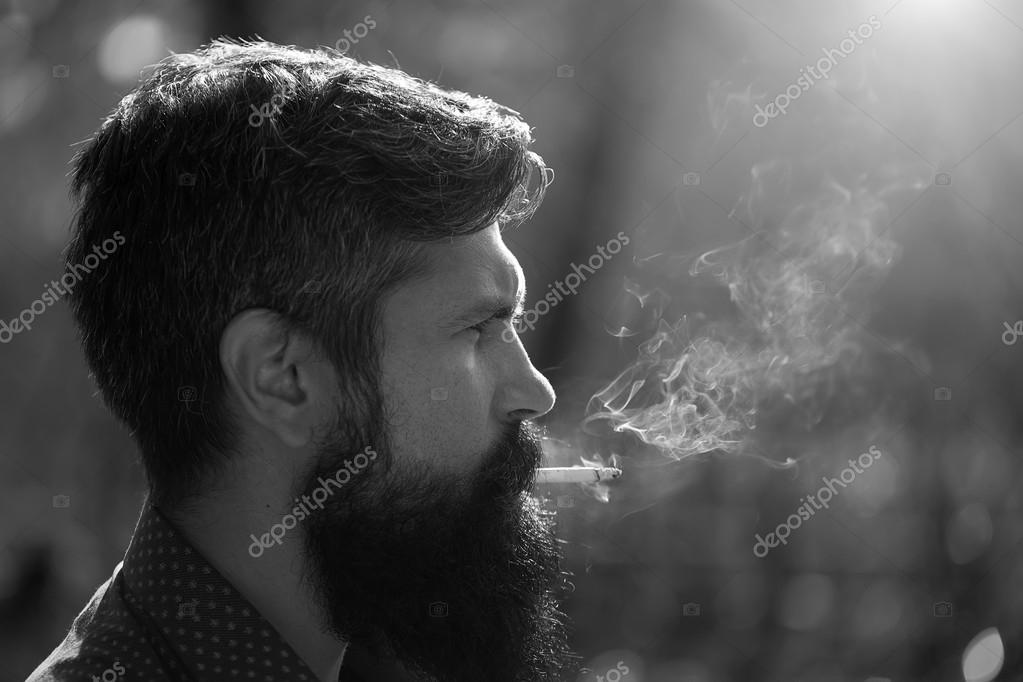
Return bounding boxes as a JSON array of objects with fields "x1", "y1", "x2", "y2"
[
  {"x1": 379, "y1": 346, "x2": 491, "y2": 472},
  {"x1": 426, "y1": 371, "x2": 491, "y2": 470}
]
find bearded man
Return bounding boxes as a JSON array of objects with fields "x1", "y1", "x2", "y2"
[{"x1": 30, "y1": 39, "x2": 579, "y2": 682}]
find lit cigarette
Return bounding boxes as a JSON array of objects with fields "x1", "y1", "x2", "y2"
[{"x1": 535, "y1": 467, "x2": 622, "y2": 484}]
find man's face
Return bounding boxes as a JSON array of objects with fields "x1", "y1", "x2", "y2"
[
  {"x1": 379, "y1": 221, "x2": 557, "y2": 477},
  {"x1": 299, "y1": 223, "x2": 578, "y2": 681}
]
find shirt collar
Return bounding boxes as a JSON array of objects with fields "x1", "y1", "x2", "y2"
[{"x1": 119, "y1": 501, "x2": 319, "y2": 680}]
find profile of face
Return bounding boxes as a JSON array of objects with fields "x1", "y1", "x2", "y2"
[{"x1": 299, "y1": 224, "x2": 579, "y2": 681}]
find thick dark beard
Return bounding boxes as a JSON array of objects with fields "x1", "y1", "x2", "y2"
[{"x1": 300, "y1": 420, "x2": 580, "y2": 682}]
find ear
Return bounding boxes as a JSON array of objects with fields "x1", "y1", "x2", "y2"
[{"x1": 219, "y1": 309, "x2": 335, "y2": 449}]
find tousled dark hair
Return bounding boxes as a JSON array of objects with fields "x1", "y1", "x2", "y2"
[{"x1": 65, "y1": 38, "x2": 551, "y2": 509}]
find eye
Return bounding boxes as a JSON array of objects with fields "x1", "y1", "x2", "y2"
[
  {"x1": 468, "y1": 317, "x2": 502, "y2": 334},
  {"x1": 467, "y1": 319, "x2": 491, "y2": 334},
  {"x1": 467, "y1": 310, "x2": 524, "y2": 335}
]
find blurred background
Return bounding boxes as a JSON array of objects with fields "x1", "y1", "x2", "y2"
[{"x1": 2, "y1": 0, "x2": 1023, "y2": 680}]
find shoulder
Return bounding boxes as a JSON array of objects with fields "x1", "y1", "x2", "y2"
[{"x1": 26, "y1": 563, "x2": 175, "y2": 682}]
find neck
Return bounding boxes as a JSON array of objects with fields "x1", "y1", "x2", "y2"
[{"x1": 161, "y1": 487, "x2": 347, "y2": 682}]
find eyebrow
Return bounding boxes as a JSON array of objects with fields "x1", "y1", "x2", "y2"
[
  {"x1": 448, "y1": 286, "x2": 527, "y2": 327},
  {"x1": 450, "y1": 290, "x2": 523, "y2": 327}
]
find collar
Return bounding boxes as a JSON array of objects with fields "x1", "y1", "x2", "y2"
[{"x1": 119, "y1": 502, "x2": 319, "y2": 680}]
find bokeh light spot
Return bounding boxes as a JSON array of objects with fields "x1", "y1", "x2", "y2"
[
  {"x1": 779, "y1": 573, "x2": 834, "y2": 631},
  {"x1": 97, "y1": 15, "x2": 168, "y2": 85},
  {"x1": 946, "y1": 502, "x2": 993, "y2": 565},
  {"x1": 962, "y1": 627, "x2": 1003, "y2": 682}
]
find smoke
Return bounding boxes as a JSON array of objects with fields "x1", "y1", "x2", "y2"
[{"x1": 584, "y1": 154, "x2": 928, "y2": 463}]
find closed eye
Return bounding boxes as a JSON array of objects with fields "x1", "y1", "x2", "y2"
[{"x1": 468, "y1": 307, "x2": 524, "y2": 334}]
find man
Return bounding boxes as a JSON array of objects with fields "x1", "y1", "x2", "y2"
[{"x1": 30, "y1": 39, "x2": 580, "y2": 682}]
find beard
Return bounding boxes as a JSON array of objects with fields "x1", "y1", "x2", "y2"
[{"x1": 299, "y1": 417, "x2": 580, "y2": 682}]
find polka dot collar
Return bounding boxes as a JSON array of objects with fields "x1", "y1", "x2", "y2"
[
  {"x1": 30, "y1": 499, "x2": 419, "y2": 681},
  {"x1": 116, "y1": 502, "x2": 320, "y2": 680}
]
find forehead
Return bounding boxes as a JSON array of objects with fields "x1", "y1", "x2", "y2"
[{"x1": 388, "y1": 225, "x2": 524, "y2": 318}]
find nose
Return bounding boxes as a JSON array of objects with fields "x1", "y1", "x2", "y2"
[{"x1": 500, "y1": 337, "x2": 556, "y2": 422}]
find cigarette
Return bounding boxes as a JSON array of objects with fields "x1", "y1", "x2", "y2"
[{"x1": 535, "y1": 467, "x2": 622, "y2": 484}]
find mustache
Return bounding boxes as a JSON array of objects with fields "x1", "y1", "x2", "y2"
[{"x1": 476, "y1": 421, "x2": 545, "y2": 500}]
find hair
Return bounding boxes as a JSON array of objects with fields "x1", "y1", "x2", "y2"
[{"x1": 65, "y1": 38, "x2": 551, "y2": 509}]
